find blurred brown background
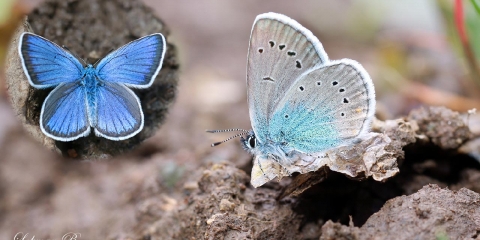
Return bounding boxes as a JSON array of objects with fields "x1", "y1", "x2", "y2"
[{"x1": 1, "y1": 0, "x2": 480, "y2": 239}]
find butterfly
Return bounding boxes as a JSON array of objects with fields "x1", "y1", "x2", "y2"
[
  {"x1": 18, "y1": 32, "x2": 166, "y2": 141},
  {"x1": 209, "y1": 12, "x2": 375, "y2": 182}
]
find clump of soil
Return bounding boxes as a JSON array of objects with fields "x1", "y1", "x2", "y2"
[
  {"x1": 408, "y1": 106, "x2": 472, "y2": 149},
  {"x1": 321, "y1": 185, "x2": 480, "y2": 240},
  {"x1": 134, "y1": 163, "x2": 304, "y2": 239}
]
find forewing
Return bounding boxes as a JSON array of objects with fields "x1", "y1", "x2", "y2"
[
  {"x1": 18, "y1": 33, "x2": 84, "y2": 88},
  {"x1": 268, "y1": 59, "x2": 375, "y2": 153},
  {"x1": 95, "y1": 33, "x2": 166, "y2": 88},
  {"x1": 247, "y1": 12, "x2": 328, "y2": 142},
  {"x1": 93, "y1": 82, "x2": 143, "y2": 140},
  {"x1": 41, "y1": 82, "x2": 90, "y2": 141}
]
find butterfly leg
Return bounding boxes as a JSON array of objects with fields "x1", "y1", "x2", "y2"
[
  {"x1": 266, "y1": 153, "x2": 275, "y2": 162},
  {"x1": 304, "y1": 153, "x2": 316, "y2": 163},
  {"x1": 284, "y1": 165, "x2": 293, "y2": 176},
  {"x1": 257, "y1": 157, "x2": 266, "y2": 175},
  {"x1": 272, "y1": 152, "x2": 297, "y2": 176}
]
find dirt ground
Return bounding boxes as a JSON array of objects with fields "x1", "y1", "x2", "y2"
[{"x1": 1, "y1": 0, "x2": 480, "y2": 239}]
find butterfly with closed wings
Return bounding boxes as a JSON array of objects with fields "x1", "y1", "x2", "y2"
[{"x1": 209, "y1": 12, "x2": 375, "y2": 186}]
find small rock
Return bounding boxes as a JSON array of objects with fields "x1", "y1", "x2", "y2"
[{"x1": 219, "y1": 198, "x2": 235, "y2": 211}]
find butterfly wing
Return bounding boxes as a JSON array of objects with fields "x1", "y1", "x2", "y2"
[
  {"x1": 41, "y1": 82, "x2": 90, "y2": 141},
  {"x1": 93, "y1": 82, "x2": 143, "y2": 140},
  {"x1": 18, "y1": 33, "x2": 84, "y2": 88},
  {"x1": 247, "y1": 12, "x2": 329, "y2": 143},
  {"x1": 95, "y1": 33, "x2": 166, "y2": 88},
  {"x1": 268, "y1": 59, "x2": 376, "y2": 153}
]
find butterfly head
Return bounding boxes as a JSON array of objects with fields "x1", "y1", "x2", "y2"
[{"x1": 240, "y1": 131, "x2": 258, "y2": 154}]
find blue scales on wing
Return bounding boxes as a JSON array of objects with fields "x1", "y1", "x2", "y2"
[
  {"x1": 268, "y1": 60, "x2": 375, "y2": 153},
  {"x1": 41, "y1": 82, "x2": 90, "y2": 141},
  {"x1": 19, "y1": 33, "x2": 84, "y2": 88},
  {"x1": 95, "y1": 34, "x2": 166, "y2": 88},
  {"x1": 93, "y1": 82, "x2": 143, "y2": 140}
]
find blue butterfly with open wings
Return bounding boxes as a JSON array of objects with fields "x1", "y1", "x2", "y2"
[{"x1": 18, "y1": 32, "x2": 166, "y2": 141}]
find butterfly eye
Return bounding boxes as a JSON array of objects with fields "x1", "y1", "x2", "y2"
[{"x1": 248, "y1": 136, "x2": 256, "y2": 148}]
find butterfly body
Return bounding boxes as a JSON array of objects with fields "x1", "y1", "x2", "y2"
[
  {"x1": 80, "y1": 65, "x2": 98, "y2": 120},
  {"x1": 19, "y1": 32, "x2": 166, "y2": 141}
]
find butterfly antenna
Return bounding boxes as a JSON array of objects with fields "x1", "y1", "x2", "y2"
[
  {"x1": 62, "y1": 45, "x2": 87, "y2": 65},
  {"x1": 209, "y1": 132, "x2": 248, "y2": 147},
  {"x1": 93, "y1": 48, "x2": 115, "y2": 66},
  {"x1": 206, "y1": 128, "x2": 248, "y2": 133}
]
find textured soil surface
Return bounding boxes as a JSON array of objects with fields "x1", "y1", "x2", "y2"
[
  {"x1": 321, "y1": 185, "x2": 480, "y2": 239},
  {"x1": 1, "y1": 1, "x2": 480, "y2": 240}
]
